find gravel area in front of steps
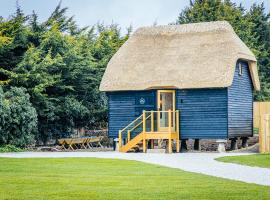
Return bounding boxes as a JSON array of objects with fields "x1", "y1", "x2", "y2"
[{"x1": 1, "y1": 151, "x2": 270, "y2": 186}]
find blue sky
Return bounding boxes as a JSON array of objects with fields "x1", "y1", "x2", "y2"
[{"x1": 0, "y1": 0, "x2": 269, "y2": 33}]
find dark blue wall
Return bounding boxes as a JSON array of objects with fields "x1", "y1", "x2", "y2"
[
  {"x1": 108, "y1": 91, "x2": 156, "y2": 138},
  {"x1": 107, "y1": 62, "x2": 254, "y2": 139},
  {"x1": 228, "y1": 61, "x2": 253, "y2": 137},
  {"x1": 176, "y1": 89, "x2": 228, "y2": 139}
]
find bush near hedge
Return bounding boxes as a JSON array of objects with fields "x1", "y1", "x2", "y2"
[{"x1": 0, "y1": 145, "x2": 23, "y2": 152}]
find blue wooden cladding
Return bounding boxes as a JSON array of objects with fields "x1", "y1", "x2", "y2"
[
  {"x1": 108, "y1": 91, "x2": 156, "y2": 138},
  {"x1": 228, "y1": 61, "x2": 253, "y2": 137},
  {"x1": 107, "y1": 60, "x2": 254, "y2": 139},
  {"x1": 176, "y1": 89, "x2": 228, "y2": 139}
]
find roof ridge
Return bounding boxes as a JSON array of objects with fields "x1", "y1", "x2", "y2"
[{"x1": 134, "y1": 21, "x2": 233, "y2": 36}]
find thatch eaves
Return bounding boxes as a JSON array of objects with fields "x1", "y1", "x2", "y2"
[{"x1": 100, "y1": 21, "x2": 260, "y2": 91}]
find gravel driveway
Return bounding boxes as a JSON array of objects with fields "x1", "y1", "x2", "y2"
[{"x1": 1, "y1": 152, "x2": 270, "y2": 186}]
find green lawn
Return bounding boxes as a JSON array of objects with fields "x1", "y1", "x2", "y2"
[
  {"x1": 217, "y1": 154, "x2": 270, "y2": 169},
  {"x1": 0, "y1": 158, "x2": 269, "y2": 200}
]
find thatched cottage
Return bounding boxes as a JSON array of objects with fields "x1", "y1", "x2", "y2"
[{"x1": 100, "y1": 21, "x2": 260, "y2": 153}]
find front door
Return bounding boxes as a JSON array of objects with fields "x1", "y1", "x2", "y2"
[{"x1": 157, "y1": 90, "x2": 175, "y2": 131}]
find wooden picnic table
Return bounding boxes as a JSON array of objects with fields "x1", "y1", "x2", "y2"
[{"x1": 58, "y1": 136, "x2": 104, "y2": 150}]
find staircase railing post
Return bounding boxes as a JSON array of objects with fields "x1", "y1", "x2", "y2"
[
  {"x1": 151, "y1": 111, "x2": 154, "y2": 132},
  {"x1": 143, "y1": 110, "x2": 147, "y2": 153},
  {"x1": 127, "y1": 130, "x2": 131, "y2": 142},
  {"x1": 176, "y1": 110, "x2": 180, "y2": 153},
  {"x1": 168, "y1": 109, "x2": 172, "y2": 153},
  {"x1": 150, "y1": 111, "x2": 154, "y2": 149},
  {"x1": 143, "y1": 110, "x2": 146, "y2": 133},
  {"x1": 118, "y1": 130, "x2": 122, "y2": 150}
]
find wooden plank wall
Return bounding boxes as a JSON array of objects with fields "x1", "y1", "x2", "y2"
[
  {"x1": 253, "y1": 102, "x2": 270, "y2": 128},
  {"x1": 259, "y1": 114, "x2": 270, "y2": 153},
  {"x1": 254, "y1": 102, "x2": 270, "y2": 153},
  {"x1": 176, "y1": 88, "x2": 228, "y2": 139},
  {"x1": 228, "y1": 61, "x2": 253, "y2": 138}
]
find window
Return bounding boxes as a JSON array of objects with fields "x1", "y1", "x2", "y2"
[{"x1": 238, "y1": 63, "x2": 243, "y2": 76}]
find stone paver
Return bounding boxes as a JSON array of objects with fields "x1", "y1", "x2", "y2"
[{"x1": 1, "y1": 152, "x2": 270, "y2": 186}]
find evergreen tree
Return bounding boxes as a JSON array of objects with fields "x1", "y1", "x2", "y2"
[
  {"x1": 0, "y1": 4, "x2": 129, "y2": 144},
  {"x1": 0, "y1": 87, "x2": 37, "y2": 147}
]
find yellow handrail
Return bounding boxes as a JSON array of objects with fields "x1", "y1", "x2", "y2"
[
  {"x1": 120, "y1": 114, "x2": 143, "y2": 133},
  {"x1": 119, "y1": 110, "x2": 180, "y2": 146},
  {"x1": 119, "y1": 112, "x2": 151, "y2": 147},
  {"x1": 144, "y1": 110, "x2": 176, "y2": 113},
  {"x1": 129, "y1": 114, "x2": 151, "y2": 132}
]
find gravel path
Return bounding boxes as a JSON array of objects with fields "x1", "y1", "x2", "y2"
[{"x1": 1, "y1": 152, "x2": 270, "y2": 186}]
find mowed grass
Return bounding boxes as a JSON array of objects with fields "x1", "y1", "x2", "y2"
[
  {"x1": 0, "y1": 158, "x2": 269, "y2": 200},
  {"x1": 217, "y1": 154, "x2": 270, "y2": 169}
]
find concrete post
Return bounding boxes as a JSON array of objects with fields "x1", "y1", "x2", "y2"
[{"x1": 216, "y1": 139, "x2": 227, "y2": 153}]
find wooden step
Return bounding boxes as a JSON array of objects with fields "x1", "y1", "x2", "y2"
[{"x1": 119, "y1": 132, "x2": 143, "y2": 153}]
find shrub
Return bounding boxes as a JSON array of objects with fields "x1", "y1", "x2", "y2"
[
  {"x1": 0, "y1": 87, "x2": 37, "y2": 147},
  {"x1": 0, "y1": 145, "x2": 23, "y2": 152}
]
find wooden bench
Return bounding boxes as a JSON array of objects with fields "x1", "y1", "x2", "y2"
[{"x1": 58, "y1": 136, "x2": 104, "y2": 151}]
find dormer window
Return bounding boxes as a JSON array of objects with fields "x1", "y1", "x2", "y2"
[{"x1": 238, "y1": 63, "x2": 243, "y2": 76}]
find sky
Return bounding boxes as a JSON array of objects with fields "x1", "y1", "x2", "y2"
[{"x1": 0, "y1": 0, "x2": 270, "y2": 33}]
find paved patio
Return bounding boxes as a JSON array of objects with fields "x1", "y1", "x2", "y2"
[{"x1": 1, "y1": 152, "x2": 270, "y2": 186}]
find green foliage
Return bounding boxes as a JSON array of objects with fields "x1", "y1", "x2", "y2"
[
  {"x1": 176, "y1": 0, "x2": 270, "y2": 100},
  {"x1": 0, "y1": 144, "x2": 22, "y2": 152},
  {"x1": 0, "y1": 87, "x2": 37, "y2": 147},
  {"x1": 0, "y1": 3, "x2": 129, "y2": 144}
]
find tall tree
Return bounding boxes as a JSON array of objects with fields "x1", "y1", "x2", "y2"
[
  {"x1": 247, "y1": 3, "x2": 270, "y2": 100},
  {"x1": 0, "y1": 4, "x2": 129, "y2": 144},
  {"x1": 0, "y1": 7, "x2": 29, "y2": 80}
]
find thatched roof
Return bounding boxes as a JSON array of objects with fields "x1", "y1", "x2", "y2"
[{"x1": 100, "y1": 21, "x2": 260, "y2": 91}]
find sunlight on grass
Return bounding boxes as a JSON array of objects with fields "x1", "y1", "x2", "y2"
[
  {"x1": 217, "y1": 154, "x2": 270, "y2": 169},
  {"x1": 0, "y1": 158, "x2": 269, "y2": 200}
]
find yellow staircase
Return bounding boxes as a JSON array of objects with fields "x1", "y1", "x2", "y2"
[
  {"x1": 118, "y1": 110, "x2": 180, "y2": 153},
  {"x1": 119, "y1": 132, "x2": 143, "y2": 152}
]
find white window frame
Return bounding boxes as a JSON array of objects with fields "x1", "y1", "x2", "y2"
[{"x1": 238, "y1": 63, "x2": 243, "y2": 76}]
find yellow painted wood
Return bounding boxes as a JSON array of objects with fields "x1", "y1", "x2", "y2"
[
  {"x1": 143, "y1": 137, "x2": 146, "y2": 153},
  {"x1": 145, "y1": 132, "x2": 178, "y2": 139},
  {"x1": 266, "y1": 115, "x2": 270, "y2": 153},
  {"x1": 168, "y1": 109, "x2": 172, "y2": 153},
  {"x1": 168, "y1": 109, "x2": 172, "y2": 134},
  {"x1": 176, "y1": 139, "x2": 180, "y2": 153},
  {"x1": 168, "y1": 139, "x2": 172, "y2": 153},
  {"x1": 176, "y1": 110, "x2": 180, "y2": 153},
  {"x1": 119, "y1": 132, "x2": 143, "y2": 153},
  {"x1": 121, "y1": 114, "x2": 143, "y2": 133},
  {"x1": 254, "y1": 102, "x2": 270, "y2": 128},
  {"x1": 118, "y1": 130, "x2": 122, "y2": 148},
  {"x1": 259, "y1": 115, "x2": 264, "y2": 153},
  {"x1": 127, "y1": 130, "x2": 131, "y2": 142},
  {"x1": 259, "y1": 114, "x2": 270, "y2": 153},
  {"x1": 142, "y1": 110, "x2": 147, "y2": 153},
  {"x1": 151, "y1": 111, "x2": 154, "y2": 132},
  {"x1": 143, "y1": 110, "x2": 146, "y2": 133},
  {"x1": 157, "y1": 90, "x2": 176, "y2": 132},
  {"x1": 157, "y1": 90, "x2": 176, "y2": 110},
  {"x1": 118, "y1": 109, "x2": 181, "y2": 153}
]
